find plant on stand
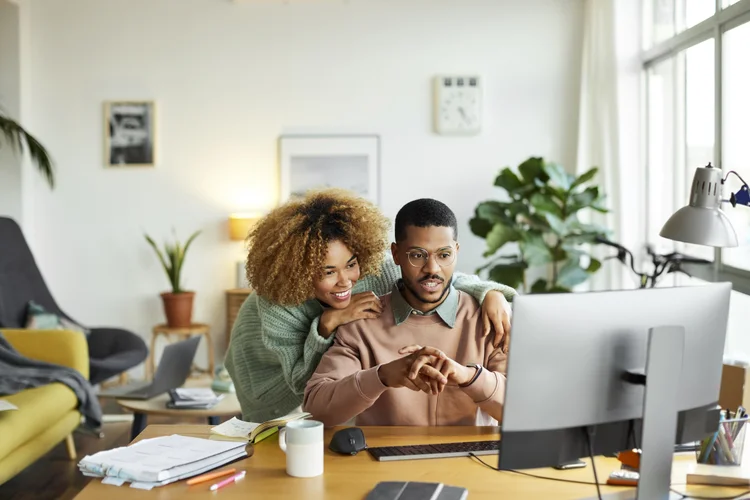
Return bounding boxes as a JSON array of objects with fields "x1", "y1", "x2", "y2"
[
  {"x1": 145, "y1": 229, "x2": 201, "y2": 328},
  {"x1": 470, "y1": 157, "x2": 611, "y2": 293}
]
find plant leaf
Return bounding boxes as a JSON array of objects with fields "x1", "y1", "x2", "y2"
[
  {"x1": 530, "y1": 278, "x2": 548, "y2": 294},
  {"x1": 494, "y1": 168, "x2": 523, "y2": 192},
  {"x1": 587, "y1": 258, "x2": 602, "y2": 274},
  {"x1": 518, "y1": 157, "x2": 546, "y2": 183},
  {"x1": 519, "y1": 234, "x2": 553, "y2": 265},
  {"x1": 144, "y1": 234, "x2": 172, "y2": 290},
  {"x1": 570, "y1": 167, "x2": 598, "y2": 190},
  {"x1": 0, "y1": 112, "x2": 55, "y2": 188},
  {"x1": 469, "y1": 216, "x2": 494, "y2": 238},
  {"x1": 544, "y1": 213, "x2": 568, "y2": 236},
  {"x1": 557, "y1": 260, "x2": 590, "y2": 288},
  {"x1": 530, "y1": 192, "x2": 563, "y2": 218},
  {"x1": 489, "y1": 262, "x2": 526, "y2": 290},
  {"x1": 570, "y1": 186, "x2": 599, "y2": 211},
  {"x1": 476, "y1": 201, "x2": 511, "y2": 224},
  {"x1": 483, "y1": 224, "x2": 520, "y2": 257},
  {"x1": 543, "y1": 162, "x2": 573, "y2": 191}
]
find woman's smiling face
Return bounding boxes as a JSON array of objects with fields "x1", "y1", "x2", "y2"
[{"x1": 312, "y1": 240, "x2": 361, "y2": 309}]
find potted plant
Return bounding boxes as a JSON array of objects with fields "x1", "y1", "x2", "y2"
[
  {"x1": 470, "y1": 156, "x2": 610, "y2": 293},
  {"x1": 145, "y1": 229, "x2": 201, "y2": 327}
]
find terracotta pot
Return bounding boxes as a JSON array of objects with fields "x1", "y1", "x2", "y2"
[{"x1": 160, "y1": 291, "x2": 195, "y2": 328}]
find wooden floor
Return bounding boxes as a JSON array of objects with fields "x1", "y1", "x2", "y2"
[{"x1": 0, "y1": 399, "x2": 225, "y2": 500}]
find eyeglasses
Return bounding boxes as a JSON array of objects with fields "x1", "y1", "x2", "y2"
[{"x1": 405, "y1": 247, "x2": 457, "y2": 268}]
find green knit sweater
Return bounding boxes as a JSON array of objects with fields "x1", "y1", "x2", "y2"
[{"x1": 224, "y1": 256, "x2": 517, "y2": 422}]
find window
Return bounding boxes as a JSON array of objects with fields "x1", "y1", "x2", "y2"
[
  {"x1": 643, "y1": 0, "x2": 750, "y2": 294},
  {"x1": 721, "y1": 21, "x2": 750, "y2": 272}
]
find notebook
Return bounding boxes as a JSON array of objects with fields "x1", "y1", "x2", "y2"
[{"x1": 210, "y1": 412, "x2": 311, "y2": 443}]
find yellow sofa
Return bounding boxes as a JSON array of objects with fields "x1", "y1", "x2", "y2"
[{"x1": 0, "y1": 329, "x2": 89, "y2": 485}]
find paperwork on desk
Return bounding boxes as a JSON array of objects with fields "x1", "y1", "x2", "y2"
[{"x1": 78, "y1": 434, "x2": 247, "y2": 490}]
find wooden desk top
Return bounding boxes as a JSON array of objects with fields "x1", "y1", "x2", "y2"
[{"x1": 75, "y1": 425, "x2": 746, "y2": 499}]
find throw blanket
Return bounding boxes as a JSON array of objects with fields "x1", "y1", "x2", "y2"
[{"x1": 0, "y1": 333, "x2": 102, "y2": 428}]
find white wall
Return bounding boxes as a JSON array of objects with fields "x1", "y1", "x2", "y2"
[
  {"x1": 23, "y1": 0, "x2": 584, "y2": 373},
  {"x1": 0, "y1": 0, "x2": 22, "y2": 222}
]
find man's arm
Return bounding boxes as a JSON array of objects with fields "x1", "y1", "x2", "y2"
[
  {"x1": 303, "y1": 327, "x2": 388, "y2": 427},
  {"x1": 460, "y1": 345, "x2": 508, "y2": 422}
]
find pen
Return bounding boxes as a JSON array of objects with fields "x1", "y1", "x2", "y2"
[
  {"x1": 210, "y1": 471, "x2": 246, "y2": 491},
  {"x1": 186, "y1": 468, "x2": 236, "y2": 486}
]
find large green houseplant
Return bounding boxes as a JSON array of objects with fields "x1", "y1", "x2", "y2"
[
  {"x1": 145, "y1": 229, "x2": 201, "y2": 328},
  {"x1": 470, "y1": 157, "x2": 610, "y2": 293},
  {"x1": 0, "y1": 110, "x2": 54, "y2": 188}
]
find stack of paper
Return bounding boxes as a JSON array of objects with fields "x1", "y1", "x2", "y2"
[
  {"x1": 210, "y1": 412, "x2": 311, "y2": 443},
  {"x1": 168, "y1": 388, "x2": 224, "y2": 409},
  {"x1": 78, "y1": 434, "x2": 247, "y2": 490}
]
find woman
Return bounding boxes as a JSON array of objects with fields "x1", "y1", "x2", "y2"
[{"x1": 224, "y1": 189, "x2": 516, "y2": 422}]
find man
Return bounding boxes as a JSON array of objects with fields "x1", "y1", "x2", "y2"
[{"x1": 303, "y1": 198, "x2": 508, "y2": 426}]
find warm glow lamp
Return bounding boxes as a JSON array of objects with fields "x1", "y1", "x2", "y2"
[
  {"x1": 660, "y1": 163, "x2": 750, "y2": 247},
  {"x1": 228, "y1": 213, "x2": 262, "y2": 288}
]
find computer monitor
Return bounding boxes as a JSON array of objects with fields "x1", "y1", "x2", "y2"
[{"x1": 498, "y1": 282, "x2": 732, "y2": 499}]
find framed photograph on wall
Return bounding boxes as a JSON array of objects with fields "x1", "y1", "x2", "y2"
[
  {"x1": 104, "y1": 101, "x2": 156, "y2": 167},
  {"x1": 278, "y1": 135, "x2": 380, "y2": 205}
]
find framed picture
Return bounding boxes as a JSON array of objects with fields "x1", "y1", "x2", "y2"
[
  {"x1": 104, "y1": 101, "x2": 156, "y2": 167},
  {"x1": 278, "y1": 135, "x2": 380, "y2": 205}
]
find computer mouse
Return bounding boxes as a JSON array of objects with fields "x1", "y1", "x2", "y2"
[{"x1": 329, "y1": 427, "x2": 367, "y2": 455}]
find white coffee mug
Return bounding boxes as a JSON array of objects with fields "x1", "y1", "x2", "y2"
[{"x1": 278, "y1": 420, "x2": 324, "y2": 478}]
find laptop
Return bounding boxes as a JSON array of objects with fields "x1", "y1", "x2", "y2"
[{"x1": 98, "y1": 335, "x2": 201, "y2": 400}]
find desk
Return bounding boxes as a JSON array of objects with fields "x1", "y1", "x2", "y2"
[{"x1": 74, "y1": 425, "x2": 746, "y2": 499}]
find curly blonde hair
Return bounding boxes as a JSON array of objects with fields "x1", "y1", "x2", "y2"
[{"x1": 246, "y1": 188, "x2": 390, "y2": 305}]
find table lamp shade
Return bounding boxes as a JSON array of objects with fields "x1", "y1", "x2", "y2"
[
  {"x1": 228, "y1": 214, "x2": 261, "y2": 241},
  {"x1": 659, "y1": 165, "x2": 739, "y2": 247}
]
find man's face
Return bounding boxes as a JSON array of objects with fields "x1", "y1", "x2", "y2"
[{"x1": 391, "y1": 225, "x2": 459, "y2": 312}]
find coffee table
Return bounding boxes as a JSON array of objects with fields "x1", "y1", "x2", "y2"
[{"x1": 116, "y1": 391, "x2": 241, "y2": 440}]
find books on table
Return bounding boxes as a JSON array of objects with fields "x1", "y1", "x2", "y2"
[
  {"x1": 167, "y1": 388, "x2": 224, "y2": 409},
  {"x1": 210, "y1": 412, "x2": 311, "y2": 443},
  {"x1": 78, "y1": 434, "x2": 247, "y2": 490}
]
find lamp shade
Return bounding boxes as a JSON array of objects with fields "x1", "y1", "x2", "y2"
[
  {"x1": 228, "y1": 213, "x2": 261, "y2": 241},
  {"x1": 659, "y1": 165, "x2": 739, "y2": 247}
]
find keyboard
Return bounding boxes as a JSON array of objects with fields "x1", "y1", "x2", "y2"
[{"x1": 366, "y1": 440, "x2": 500, "y2": 462}]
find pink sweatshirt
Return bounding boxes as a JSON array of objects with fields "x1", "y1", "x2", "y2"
[{"x1": 303, "y1": 289, "x2": 507, "y2": 426}]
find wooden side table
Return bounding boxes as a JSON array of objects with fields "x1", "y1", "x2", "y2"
[
  {"x1": 226, "y1": 288, "x2": 252, "y2": 346},
  {"x1": 150, "y1": 323, "x2": 214, "y2": 379}
]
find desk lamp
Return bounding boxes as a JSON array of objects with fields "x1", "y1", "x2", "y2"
[
  {"x1": 660, "y1": 163, "x2": 750, "y2": 247},
  {"x1": 228, "y1": 213, "x2": 261, "y2": 288}
]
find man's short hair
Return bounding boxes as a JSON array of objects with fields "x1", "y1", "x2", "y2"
[{"x1": 394, "y1": 198, "x2": 458, "y2": 242}]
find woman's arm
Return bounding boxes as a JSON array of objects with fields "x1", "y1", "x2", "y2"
[
  {"x1": 452, "y1": 272, "x2": 517, "y2": 304},
  {"x1": 258, "y1": 296, "x2": 334, "y2": 396}
]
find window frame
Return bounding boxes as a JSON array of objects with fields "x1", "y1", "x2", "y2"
[{"x1": 643, "y1": 0, "x2": 750, "y2": 295}]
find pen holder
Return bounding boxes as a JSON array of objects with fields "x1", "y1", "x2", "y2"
[{"x1": 697, "y1": 417, "x2": 748, "y2": 466}]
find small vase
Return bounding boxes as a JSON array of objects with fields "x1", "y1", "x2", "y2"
[{"x1": 160, "y1": 291, "x2": 195, "y2": 328}]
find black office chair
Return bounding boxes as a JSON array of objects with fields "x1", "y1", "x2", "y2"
[{"x1": 0, "y1": 217, "x2": 149, "y2": 385}]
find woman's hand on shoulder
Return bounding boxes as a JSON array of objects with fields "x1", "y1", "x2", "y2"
[{"x1": 317, "y1": 292, "x2": 384, "y2": 338}]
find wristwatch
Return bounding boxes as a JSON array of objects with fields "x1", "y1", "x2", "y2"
[{"x1": 458, "y1": 363, "x2": 483, "y2": 388}]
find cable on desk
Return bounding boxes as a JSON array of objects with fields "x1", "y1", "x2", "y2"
[
  {"x1": 467, "y1": 454, "x2": 609, "y2": 486},
  {"x1": 669, "y1": 489, "x2": 750, "y2": 500},
  {"x1": 585, "y1": 426, "x2": 603, "y2": 500}
]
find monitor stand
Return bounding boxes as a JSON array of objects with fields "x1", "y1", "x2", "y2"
[{"x1": 583, "y1": 325, "x2": 686, "y2": 500}]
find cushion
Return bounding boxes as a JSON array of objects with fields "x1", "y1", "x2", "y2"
[
  {"x1": 0, "y1": 383, "x2": 78, "y2": 462},
  {"x1": 24, "y1": 301, "x2": 90, "y2": 336}
]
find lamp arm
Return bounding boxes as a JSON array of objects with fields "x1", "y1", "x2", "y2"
[{"x1": 722, "y1": 170, "x2": 750, "y2": 208}]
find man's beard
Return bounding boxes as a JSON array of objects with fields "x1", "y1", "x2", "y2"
[{"x1": 403, "y1": 274, "x2": 451, "y2": 306}]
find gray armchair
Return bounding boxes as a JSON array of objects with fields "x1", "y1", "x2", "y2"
[{"x1": 0, "y1": 217, "x2": 148, "y2": 385}]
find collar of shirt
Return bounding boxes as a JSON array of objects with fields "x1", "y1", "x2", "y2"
[{"x1": 390, "y1": 279, "x2": 458, "y2": 328}]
